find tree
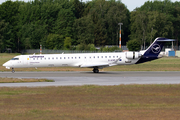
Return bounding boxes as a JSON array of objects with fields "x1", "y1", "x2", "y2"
[
  {"x1": 0, "y1": 1, "x2": 20, "y2": 52},
  {"x1": 127, "y1": 39, "x2": 141, "y2": 51},
  {"x1": 74, "y1": 0, "x2": 130, "y2": 46},
  {"x1": 172, "y1": 2, "x2": 180, "y2": 44},
  {"x1": 74, "y1": 15, "x2": 94, "y2": 45},
  {"x1": 64, "y1": 37, "x2": 71, "y2": 50},
  {"x1": 0, "y1": 18, "x2": 9, "y2": 52},
  {"x1": 73, "y1": 0, "x2": 85, "y2": 19},
  {"x1": 130, "y1": 1, "x2": 174, "y2": 49},
  {"x1": 54, "y1": 7, "x2": 76, "y2": 38},
  {"x1": 130, "y1": 11, "x2": 148, "y2": 49},
  {"x1": 146, "y1": 11, "x2": 158, "y2": 44},
  {"x1": 46, "y1": 34, "x2": 64, "y2": 50}
]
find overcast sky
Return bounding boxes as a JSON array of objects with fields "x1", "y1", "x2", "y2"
[{"x1": 1, "y1": 0, "x2": 180, "y2": 11}]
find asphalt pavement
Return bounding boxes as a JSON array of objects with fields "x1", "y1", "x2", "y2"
[{"x1": 0, "y1": 71, "x2": 180, "y2": 87}]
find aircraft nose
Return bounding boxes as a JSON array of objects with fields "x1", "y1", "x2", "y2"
[
  {"x1": 3, "y1": 62, "x2": 11, "y2": 69},
  {"x1": 3, "y1": 62, "x2": 7, "y2": 67},
  {"x1": 3, "y1": 61, "x2": 10, "y2": 67}
]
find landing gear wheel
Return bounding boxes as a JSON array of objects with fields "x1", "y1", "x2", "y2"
[
  {"x1": 12, "y1": 68, "x2": 15, "y2": 73},
  {"x1": 93, "y1": 68, "x2": 99, "y2": 73}
]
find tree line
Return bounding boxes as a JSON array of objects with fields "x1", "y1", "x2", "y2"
[{"x1": 0, "y1": 0, "x2": 179, "y2": 52}]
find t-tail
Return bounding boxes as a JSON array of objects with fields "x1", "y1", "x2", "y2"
[{"x1": 136, "y1": 37, "x2": 176, "y2": 64}]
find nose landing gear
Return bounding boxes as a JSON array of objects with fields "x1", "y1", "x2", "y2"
[{"x1": 12, "y1": 68, "x2": 15, "y2": 73}]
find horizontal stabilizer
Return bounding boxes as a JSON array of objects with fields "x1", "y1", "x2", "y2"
[{"x1": 157, "y1": 39, "x2": 176, "y2": 42}]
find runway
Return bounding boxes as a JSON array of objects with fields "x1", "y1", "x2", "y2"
[{"x1": 0, "y1": 71, "x2": 180, "y2": 87}]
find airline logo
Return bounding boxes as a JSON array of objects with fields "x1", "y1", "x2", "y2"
[
  {"x1": 151, "y1": 44, "x2": 161, "y2": 54},
  {"x1": 29, "y1": 56, "x2": 44, "y2": 58}
]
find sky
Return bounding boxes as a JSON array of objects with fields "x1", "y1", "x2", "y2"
[
  {"x1": 1, "y1": 0, "x2": 180, "y2": 11},
  {"x1": 121, "y1": 0, "x2": 180, "y2": 11}
]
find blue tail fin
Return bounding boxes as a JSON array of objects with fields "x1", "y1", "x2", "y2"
[{"x1": 136, "y1": 37, "x2": 175, "y2": 64}]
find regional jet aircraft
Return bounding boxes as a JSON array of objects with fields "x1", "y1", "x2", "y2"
[{"x1": 3, "y1": 38, "x2": 175, "y2": 73}]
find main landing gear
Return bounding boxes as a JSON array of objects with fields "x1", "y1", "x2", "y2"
[
  {"x1": 12, "y1": 68, "x2": 15, "y2": 73},
  {"x1": 93, "y1": 68, "x2": 99, "y2": 73}
]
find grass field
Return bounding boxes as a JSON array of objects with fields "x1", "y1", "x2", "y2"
[
  {"x1": 1, "y1": 53, "x2": 180, "y2": 72},
  {"x1": 0, "y1": 77, "x2": 54, "y2": 83},
  {"x1": 0, "y1": 85, "x2": 180, "y2": 119}
]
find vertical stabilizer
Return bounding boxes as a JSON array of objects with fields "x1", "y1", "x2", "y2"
[{"x1": 136, "y1": 37, "x2": 175, "y2": 64}]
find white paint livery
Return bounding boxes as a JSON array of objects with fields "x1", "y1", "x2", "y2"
[
  {"x1": 2, "y1": 38, "x2": 175, "y2": 73},
  {"x1": 3, "y1": 52, "x2": 141, "y2": 73}
]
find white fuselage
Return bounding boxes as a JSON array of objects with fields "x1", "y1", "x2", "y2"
[
  {"x1": 3, "y1": 52, "x2": 141, "y2": 69},
  {"x1": 3, "y1": 37, "x2": 174, "y2": 73}
]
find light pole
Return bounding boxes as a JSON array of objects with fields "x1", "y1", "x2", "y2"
[
  {"x1": 40, "y1": 44, "x2": 42, "y2": 55},
  {"x1": 118, "y1": 23, "x2": 123, "y2": 48}
]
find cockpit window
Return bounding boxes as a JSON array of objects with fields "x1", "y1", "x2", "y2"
[{"x1": 11, "y1": 58, "x2": 19, "y2": 60}]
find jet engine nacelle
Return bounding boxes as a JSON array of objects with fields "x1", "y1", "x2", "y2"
[{"x1": 126, "y1": 51, "x2": 141, "y2": 59}]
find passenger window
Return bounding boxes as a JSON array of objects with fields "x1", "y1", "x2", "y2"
[
  {"x1": 75, "y1": 57, "x2": 76, "y2": 59},
  {"x1": 64, "y1": 57, "x2": 66, "y2": 59},
  {"x1": 109, "y1": 56, "x2": 111, "y2": 58},
  {"x1": 113, "y1": 56, "x2": 115, "y2": 58},
  {"x1": 79, "y1": 57, "x2": 80, "y2": 59},
  {"x1": 105, "y1": 56, "x2": 107, "y2": 58},
  {"x1": 56, "y1": 57, "x2": 58, "y2": 59},
  {"x1": 72, "y1": 57, "x2": 73, "y2": 59},
  {"x1": 97, "y1": 56, "x2": 99, "y2": 58},
  {"x1": 60, "y1": 57, "x2": 62, "y2": 59},
  {"x1": 48, "y1": 58, "x2": 50, "y2": 60},
  {"x1": 101, "y1": 56, "x2": 103, "y2": 58},
  {"x1": 93, "y1": 56, "x2": 95, "y2": 58}
]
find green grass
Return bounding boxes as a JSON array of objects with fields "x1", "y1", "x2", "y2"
[
  {"x1": 0, "y1": 53, "x2": 20, "y2": 63},
  {"x1": 0, "y1": 85, "x2": 180, "y2": 119},
  {"x1": 0, "y1": 77, "x2": 54, "y2": 83}
]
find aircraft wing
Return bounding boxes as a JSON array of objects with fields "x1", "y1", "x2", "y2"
[
  {"x1": 80, "y1": 57, "x2": 121, "y2": 68},
  {"x1": 80, "y1": 63, "x2": 110, "y2": 68},
  {"x1": 80, "y1": 62, "x2": 118, "y2": 68}
]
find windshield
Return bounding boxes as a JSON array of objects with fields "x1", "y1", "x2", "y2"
[{"x1": 11, "y1": 58, "x2": 19, "y2": 60}]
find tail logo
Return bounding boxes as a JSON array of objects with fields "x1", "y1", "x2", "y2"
[{"x1": 151, "y1": 44, "x2": 161, "y2": 53}]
